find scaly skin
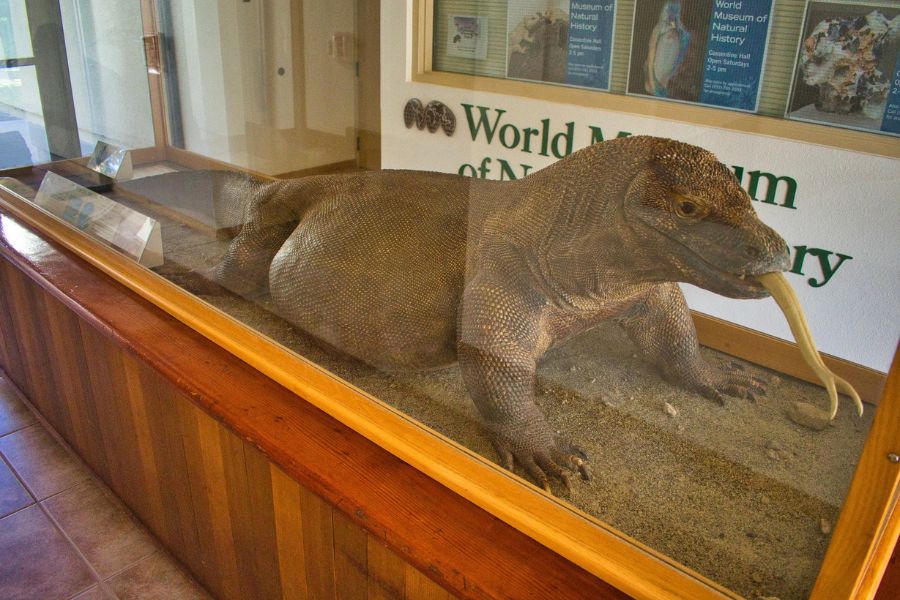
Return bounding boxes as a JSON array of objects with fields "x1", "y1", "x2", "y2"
[{"x1": 171, "y1": 136, "x2": 791, "y2": 490}]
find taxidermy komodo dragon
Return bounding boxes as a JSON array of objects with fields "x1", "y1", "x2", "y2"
[{"x1": 179, "y1": 135, "x2": 862, "y2": 491}]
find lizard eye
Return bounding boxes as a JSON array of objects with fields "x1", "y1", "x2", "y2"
[{"x1": 674, "y1": 197, "x2": 701, "y2": 218}]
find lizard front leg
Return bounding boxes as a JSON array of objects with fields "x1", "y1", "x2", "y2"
[
  {"x1": 617, "y1": 283, "x2": 765, "y2": 403},
  {"x1": 458, "y1": 275, "x2": 591, "y2": 491}
]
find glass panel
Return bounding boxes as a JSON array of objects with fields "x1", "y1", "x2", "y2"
[
  {"x1": 160, "y1": 0, "x2": 358, "y2": 176},
  {"x1": 0, "y1": 0, "x2": 154, "y2": 169},
  {"x1": 1, "y1": 2, "x2": 896, "y2": 600},
  {"x1": 58, "y1": 0, "x2": 155, "y2": 150},
  {"x1": 432, "y1": 0, "x2": 900, "y2": 137}
]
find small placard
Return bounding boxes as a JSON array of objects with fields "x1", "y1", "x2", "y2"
[
  {"x1": 448, "y1": 15, "x2": 489, "y2": 60},
  {"x1": 34, "y1": 172, "x2": 163, "y2": 267},
  {"x1": 86, "y1": 141, "x2": 133, "y2": 181},
  {"x1": 506, "y1": 1, "x2": 616, "y2": 91}
]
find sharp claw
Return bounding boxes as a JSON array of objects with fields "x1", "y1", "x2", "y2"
[
  {"x1": 579, "y1": 463, "x2": 592, "y2": 481},
  {"x1": 542, "y1": 480, "x2": 552, "y2": 493},
  {"x1": 572, "y1": 445, "x2": 588, "y2": 461},
  {"x1": 566, "y1": 454, "x2": 592, "y2": 481},
  {"x1": 492, "y1": 441, "x2": 515, "y2": 472}
]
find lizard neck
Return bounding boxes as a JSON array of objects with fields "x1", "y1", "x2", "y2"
[{"x1": 512, "y1": 141, "x2": 664, "y2": 305}]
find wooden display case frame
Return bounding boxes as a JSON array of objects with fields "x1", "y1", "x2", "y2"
[{"x1": 1, "y1": 149, "x2": 898, "y2": 599}]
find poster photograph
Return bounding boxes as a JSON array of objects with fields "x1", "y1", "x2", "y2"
[
  {"x1": 447, "y1": 15, "x2": 490, "y2": 60},
  {"x1": 627, "y1": 0, "x2": 774, "y2": 112},
  {"x1": 786, "y1": 1, "x2": 900, "y2": 136},
  {"x1": 506, "y1": 0, "x2": 616, "y2": 91}
]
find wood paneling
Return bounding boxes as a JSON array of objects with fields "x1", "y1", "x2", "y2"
[
  {"x1": 0, "y1": 211, "x2": 631, "y2": 599},
  {"x1": 1, "y1": 260, "x2": 461, "y2": 600}
]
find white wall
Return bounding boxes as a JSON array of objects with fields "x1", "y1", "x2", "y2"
[
  {"x1": 380, "y1": 2, "x2": 899, "y2": 372},
  {"x1": 303, "y1": 0, "x2": 357, "y2": 136}
]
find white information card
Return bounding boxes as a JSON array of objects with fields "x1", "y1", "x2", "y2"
[{"x1": 34, "y1": 172, "x2": 163, "y2": 267}]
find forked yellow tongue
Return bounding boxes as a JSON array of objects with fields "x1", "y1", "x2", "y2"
[{"x1": 757, "y1": 272, "x2": 864, "y2": 420}]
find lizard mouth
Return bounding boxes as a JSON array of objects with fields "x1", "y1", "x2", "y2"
[
  {"x1": 624, "y1": 208, "x2": 785, "y2": 297},
  {"x1": 688, "y1": 255, "x2": 769, "y2": 298},
  {"x1": 666, "y1": 236, "x2": 773, "y2": 298}
]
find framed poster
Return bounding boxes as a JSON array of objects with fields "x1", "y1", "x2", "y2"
[
  {"x1": 506, "y1": 1, "x2": 617, "y2": 91},
  {"x1": 627, "y1": 0, "x2": 774, "y2": 112},
  {"x1": 786, "y1": 1, "x2": 900, "y2": 136}
]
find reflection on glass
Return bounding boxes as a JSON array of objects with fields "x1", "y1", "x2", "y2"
[
  {"x1": 59, "y1": 0, "x2": 155, "y2": 150},
  {"x1": 0, "y1": 0, "x2": 33, "y2": 61},
  {"x1": 0, "y1": 0, "x2": 154, "y2": 168},
  {"x1": 0, "y1": 65, "x2": 49, "y2": 167},
  {"x1": 162, "y1": 0, "x2": 358, "y2": 176}
]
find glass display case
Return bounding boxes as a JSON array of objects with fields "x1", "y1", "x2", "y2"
[{"x1": 1, "y1": 2, "x2": 898, "y2": 599}]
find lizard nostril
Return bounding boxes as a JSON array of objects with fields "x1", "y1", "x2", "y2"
[{"x1": 743, "y1": 245, "x2": 762, "y2": 260}]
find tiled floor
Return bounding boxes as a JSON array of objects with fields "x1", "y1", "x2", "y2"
[{"x1": 0, "y1": 373, "x2": 213, "y2": 600}]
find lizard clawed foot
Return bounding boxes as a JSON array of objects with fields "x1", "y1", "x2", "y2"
[
  {"x1": 490, "y1": 426, "x2": 591, "y2": 494},
  {"x1": 691, "y1": 364, "x2": 767, "y2": 405}
]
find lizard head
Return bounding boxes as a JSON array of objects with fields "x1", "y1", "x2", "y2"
[{"x1": 621, "y1": 138, "x2": 791, "y2": 299}]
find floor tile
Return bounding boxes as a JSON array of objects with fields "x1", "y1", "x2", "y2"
[
  {"x1": 106, "y1": 552, "x2": 212, "y2": 600},
  {"x1": 44, "y1": 480, "x2": 158, "y2": 578},
  {"x1": 0, "y1": 424, "x2": 90, "y2": 500},
  {"x1": 0, "y1": 378, "x2": 36, "y2": 436},
  {"x1": 0, "y1": 456, "x2": 32, "y2": 518},
  {"x1": 0, "y1": 504, "x2": 96, "y2": 600}
]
